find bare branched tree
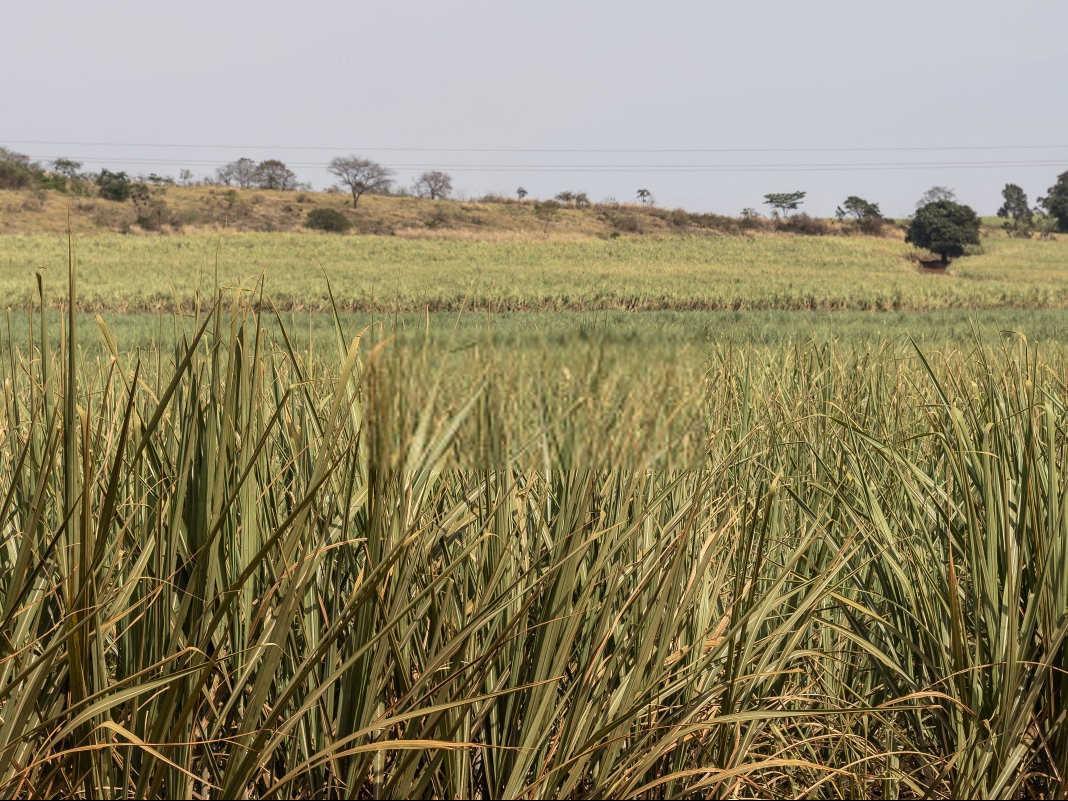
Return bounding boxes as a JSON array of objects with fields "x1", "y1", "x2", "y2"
[
  {"x1": 216, "y1": 158, "x2": 259, "y2": 188},
  {"x1": 328, "y1": 157, "x2": 393, "y2": 208},
  {"x1": 414, "y1": 170, "x2": 453, "y2": 200}
]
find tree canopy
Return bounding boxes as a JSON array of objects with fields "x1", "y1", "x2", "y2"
[
  {"x1": 1038, "y1": 171, "x2": 1068, "y2": 233},
  {"x1": 763, "y1": 191, "x2": 806, "y2": 217},
  {"x1": 414, "y1": 171, "x2": 453, "y2": 200},
  {"x1": 328, "y1": 157, "x2": 393, "y2": 208},
  {"x1": 916, "y1": 186, "x2": 956, "y2": 208},
  {"x1": 906, "y1": 200, "x2": 981, "y2": 264}
]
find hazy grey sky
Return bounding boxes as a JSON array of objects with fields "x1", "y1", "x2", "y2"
[{"x1": 4, "y1": 0, "x2": 1066, "y2": 215}]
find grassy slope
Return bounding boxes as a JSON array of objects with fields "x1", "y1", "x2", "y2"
[{"x1": 0, "y1": 185, "x2": 691, "y2": 237}]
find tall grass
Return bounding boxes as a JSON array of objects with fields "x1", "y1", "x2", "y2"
[
  {"x1": 0, "y1": 264, "x2": 1065, "y2": 797},
  {"x1": 3, "y1": 231, "x2": 1067, "y2": 314}
]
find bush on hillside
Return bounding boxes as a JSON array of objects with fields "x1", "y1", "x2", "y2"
[
  {"x1": 776, "y1": 214, "x2": 832, "y2": 236},
  {"x1": 97, "y1": 170, "x2": 132, "y2": 202},
  {"x1": 601, "y1": 209, "x2": 644, "y2": 234},
  {"x1": 130, "y1": 183, "x2": 175, "y2": 231},
  {"x1": 305, "y1": 207, "x2": 352, "y2": 233},
  {"x1": 0, "y1": 148, "x2": 42, "y2": 190}
]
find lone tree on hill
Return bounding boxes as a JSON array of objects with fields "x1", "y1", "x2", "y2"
[
  {"x1": 763, "y1": 191, "x2": 806, "y2": 218},
  {"x1": 516, "y1": 186, "x2": 528, "y2": 200},
  {"x1": 906, "y1": 200, "x2": 981, "y2": 265},
  {"x1": 328, "y1": 156, "x2": 393, "y2": 208},
  {"x1": 1038, "y1": 171, "x2": 1068, "y2": 232},
  {"x1": 254, "y1": 160, "x2": 298, "y2": 190},
  {"x1": 636, "y1": 188, "x2": 653, "y2": 205},
  {"x1": 414, "y1": 170, "x2": 453, "y2": 200}
]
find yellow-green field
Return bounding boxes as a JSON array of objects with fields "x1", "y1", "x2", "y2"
[
  {"x1": 1, "y1": 213, "x2": 1067, "y2": 797},
  {"x1": 0, "y1": 293, "x2": 1066, "y2": 797},
  {"x1": 2, "y1": 228, "x2": 1067, "y2": 315}
]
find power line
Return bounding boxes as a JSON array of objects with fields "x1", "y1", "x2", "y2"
[
  {"x1": 5, "y1": 138, "x2": 1068, "y2": 154},
  {"x1": 23, "y1": 155, "x2": 1068, "y2": 174}
]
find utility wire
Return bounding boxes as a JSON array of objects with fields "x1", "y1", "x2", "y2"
[
  {"x1": 5, "y1": 138, "x2": 1068, "y2": 154},
  {"x1": 22, "y1": 155, "x2": 1068, "y2": 173}
]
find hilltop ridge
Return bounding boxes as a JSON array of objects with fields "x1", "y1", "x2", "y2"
[{"x1": 1, "y1": 184, "x2": 898, "y2": 239}]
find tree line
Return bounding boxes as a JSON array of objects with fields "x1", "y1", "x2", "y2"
[{"x1": 2, "y1": 146, "x2": 1067, "y2": 256}]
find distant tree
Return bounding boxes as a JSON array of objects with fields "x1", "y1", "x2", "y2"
[
  {"x1": 328, "y1": 156, "x2": 393, "y2": 208},
  {"x1": 1033, "y1": 210, "x2": 1059, "y2": 240},
  {"x1": 1037, "y1": 171, "x2": 1068, "y2": 232},
  {"x1": 555, "y1": 191, "x2": 576, "y2": 205},
  {"x1": 0, "y1": 147, "x2": 40, "y2": 189},
  {"x1": 916, "y1": 186, "x2": 956, "y2": 208},
  {"x1": 516, "y1": 186, "x2": 528, "y2": 201},
  {"x1": 997, "y1": 183, "x2": 1033, "y2": 237},
  {"x1": 97, "y1": 169, "x2": 132, "y2": 202},
  {"x1": 763, "y1": 191, "x2": 806, "y2": 218},
  {"x1": 636, "y1": 188, "x2": 653, "y2": 206},
  {"x1": 178, "y1": 169, "x2": 194, "y2": 186},
  {"x1": 835, "y1": 195, "x2": 884, "y2": 234},
  {"x1": 50, "y1": 158, "x2": 83, "y2": 180},
  {"x1": 0, "y1": 147, "x2": 31, "y2": 165},
  {"x1": 216, "y1": 157, "x2": 259, "y2": 188},
  {"x1": 835, "y1": 195, "x2": 881, "y2": 221},
  {"x1": 574, "y1": 192, "x2": 590, "y2": 208},
  {"x1": 254, "y1": 160, "x2": 298, "y2": 190},
  {"x1": 130, "y1": 181, "x2": 172, "y2": 230},
  {"x1": 414, "y1": 170, "x2": 453, "y2": 200},
  {"x1": 997, "y1": 183, "x2": 1031, "y2": 222},
  {"x1": 906, "y1": 200, "x2": 981, "y2": 264}
]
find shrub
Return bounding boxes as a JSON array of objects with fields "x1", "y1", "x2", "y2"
[
  {"x1": 0, "y1": 148, "x2": 41, "y2": 190},
  {"x1": 534, "y1": 200, "x2": 562, "y2": 231},
  {"x1": 305, "y1": 207, "x2": 352, "y2": 233},
  {"x1": 739, "y1": 208, "x2": 765, "y2": 231},
  {"x1": 776, "y1": 214, "x2": 831, "y2": 236},
  {"x1": 667, "y1": 208, "x2": 691, "y2": 228},
  {"x1": 128, "y1": 182, "x2": 176, "y2": 231},
  {"x1": 97, "y1": 170, "x2": 132, "y2": 202},
  {"x1": 133, "y1": 199, "x2": 173, "y2": 231},
  {"x1": 674, "y1": 210, "x2": 740, "y2": 234},
  {"x1": 602, "y1": 210, "x2": 644, "y2": 234}
]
